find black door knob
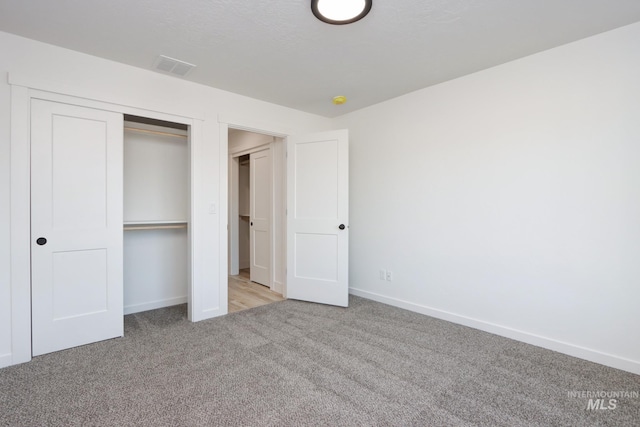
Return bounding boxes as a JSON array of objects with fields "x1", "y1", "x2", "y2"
[
  {"x1": 36, "y1": 237, "x2": 47, "y2": 246},
  {"x1": 250, "y1": 222, "x2": 253, "y2": 226},
  {"x1": 338, "y1": 224, "x2": 346, "y2": 230}
]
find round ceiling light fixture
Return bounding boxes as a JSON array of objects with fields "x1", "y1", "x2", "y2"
[{"x1": 311, "y1": 0, "x2": 372, "y2": 25}]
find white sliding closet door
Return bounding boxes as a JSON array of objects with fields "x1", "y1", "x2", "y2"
[
  {"x1": 250, "y1": 148, "x2": 272, "y2": 286},
  {"x1": 31, "y1": 99, "x2": 124, "y2": 356}
]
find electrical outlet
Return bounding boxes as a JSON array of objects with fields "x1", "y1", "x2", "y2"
[
  {"x1": 385, "y1": 270, "x2": 393, "y2": 281},
  {"x1": 379, "y1": 269, "x2": 386, "y2": 280}
]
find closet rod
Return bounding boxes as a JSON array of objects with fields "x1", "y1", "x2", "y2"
[
  {"x1": 123, "y1": 224, "x2": 187, "y2": 231},
  {"x1": 124, "y1": 127, "x2": 188, "y2": 139}
]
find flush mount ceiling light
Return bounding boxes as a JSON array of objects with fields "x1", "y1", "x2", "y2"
[{"x1": 312, "y1": 0, "x2": 372, "y2": 25}]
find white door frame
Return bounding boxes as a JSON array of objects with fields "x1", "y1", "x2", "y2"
[
  {"x1": 9, "y1": 86, "x2": 203, "y2": 366},
  {"x1": 220, "y1": 117, "x2": 291, "y2": 303}
]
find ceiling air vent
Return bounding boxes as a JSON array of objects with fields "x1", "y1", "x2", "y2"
[{"x1": 153, "y1": 55, "x2": 196, "y2": 77}]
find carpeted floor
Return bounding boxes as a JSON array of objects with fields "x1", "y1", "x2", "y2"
[{"x1": 1, "y1": 296, "x2": 638, "y2": 426}]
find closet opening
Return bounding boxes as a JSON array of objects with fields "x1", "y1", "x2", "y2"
[
  {"x1": 228, "y1": 129, "x2": 285, "y2": 313},
  {"x1": 123, "y1": 114, "x2": 191, "y2": 316}
]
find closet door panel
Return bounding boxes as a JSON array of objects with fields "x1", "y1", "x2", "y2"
[
  {"x1": 31, "y1": 99, "x2": 124, "y2": 356},
  {"x1": 51, "y1": 115, "x2": 108, "y2": 229}
]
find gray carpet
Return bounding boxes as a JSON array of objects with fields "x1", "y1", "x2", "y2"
[{"x1": 1, "y1": 296, "x2": 638, "y2": 426}]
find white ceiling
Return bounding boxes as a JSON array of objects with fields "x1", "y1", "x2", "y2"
[{"x1": 1, "y1": 0, "x2": 640, "y2": 117}]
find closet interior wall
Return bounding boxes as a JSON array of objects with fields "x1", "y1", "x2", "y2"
[{"x1": 123, "y1": 117, "x2": 190, "y2": 314}]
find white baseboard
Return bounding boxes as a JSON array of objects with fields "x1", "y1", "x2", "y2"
[
  {"x1": 349, "y1": 287, "x2": 640, "y2": 375},
  {"x1": 124, "y1": 296, "x2": 187, "y2": 315}
]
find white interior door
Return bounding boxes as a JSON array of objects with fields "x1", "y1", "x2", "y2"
[
  {"x1": 31, "y1": 99, "x2": 124, "y2": 356},
  {"x1": 250, "y1": 148, "x2": 272, "y2": 286},
  {"x1": 287, "y1": 130, "x2": 349, "y2": 307}
]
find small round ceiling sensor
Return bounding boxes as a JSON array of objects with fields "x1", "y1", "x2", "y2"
[{"x1": 333, "y1": 95, "x2": 347, "y2": 105}]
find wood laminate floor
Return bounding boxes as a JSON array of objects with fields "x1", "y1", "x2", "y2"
[{"x1": 228, "y1": 268, "x2": 285, "y2": 313}]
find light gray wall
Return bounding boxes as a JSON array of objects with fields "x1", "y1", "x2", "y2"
[{"x1": 334, "y1": 22, "x2": 640, "y2": 373}]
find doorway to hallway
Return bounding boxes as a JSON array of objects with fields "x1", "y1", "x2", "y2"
[{"x1": 228, "y1": 269, "x2": 284, "y2": 313}]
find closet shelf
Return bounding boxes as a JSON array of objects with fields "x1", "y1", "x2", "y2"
[{"x1": 123, "y1": 220, "x2": 188, "y2": 231}]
